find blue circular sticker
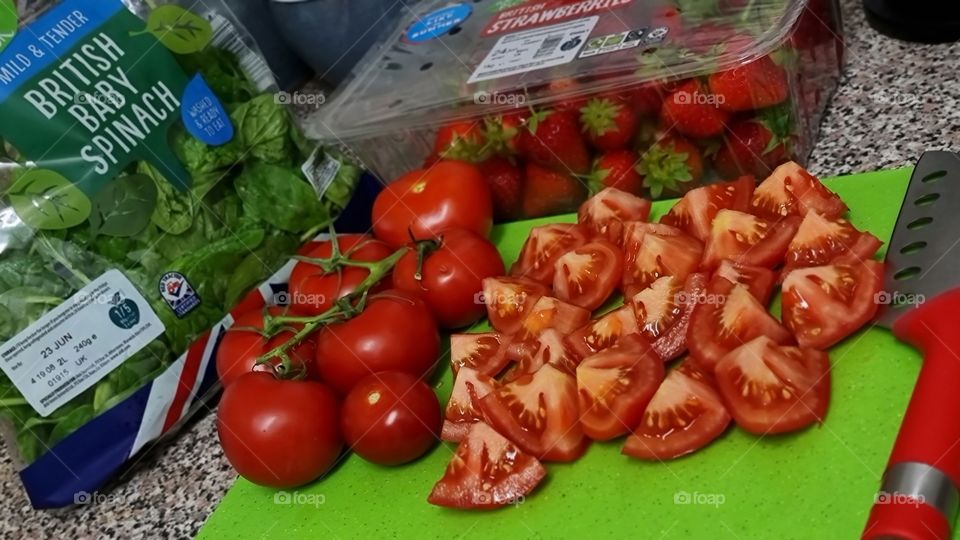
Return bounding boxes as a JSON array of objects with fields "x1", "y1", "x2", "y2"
[{"x1": 406, "y1": 3, "x2": 472, "y2": 43}]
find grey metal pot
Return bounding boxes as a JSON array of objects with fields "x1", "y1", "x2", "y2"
[{"x1": 269, "y1": 0, "x2": 406, "y2": 86}]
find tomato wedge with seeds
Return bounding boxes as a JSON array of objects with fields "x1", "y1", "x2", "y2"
[
  {"x1": 701, "y1": 209, "x2": 801, "y2": 271},
  {"x1": 781, "y1": 211, "x2": 882, "y2": 275},
  {"x1": 622, "y1": 364, "x2": 731, "y2": 460},
  {"x1": 577, "y1": 187, "x2": 652, "y2": 246},
  {"x1": 450, "y1": 333, "x2": 511, "y2": 377},
  {"x1": 631, "y1": 273, "x2": 708, "y2": 361},
  {"x1": 511, "y1": 223, "x2": 589, "y2": 285},
  {"x1": 553, "y1": 240, "x2": 624, "y2": 311},
  {"x1": 751, "y1": 161, "x2": 847, "y2": 220},
  {"x1": 713, "y1": 260, "x2": 776, "y2": 305},
  {"x1": 482, "y1": 277, "x2": 549, "y2": 334},
  {"x1": 621, "y1": 222, "x2": 703, "y2": 298},
  {"x1": 429, "y1": 422, "x2": 546, "y2": 509},
  {"x1": 504, "y1": 328, "x2": 581, "y2": 382},
  {"x1": 566, "y1": 305, "x2": 640, "y2": 359},
  {"x1": 781, "y1": 260, "x2": 883, "y2": 349},
  {"x1": 442, "y1": 367, "x2": 497, "y2": 442},
  {"x1": 660, "y1": 176, "x2": 755, "y2": 241},
  {"x1": 479, "y1": 363, "x2": 587, "y2": 462},
  {"x1": 513, "y1": 296, "x2": 592, "y2": 344},
  {"x1": 715, "y1": 336, "x2": 831, "y2": 434},
  {"x1": 687, "y1": 279, "x2": 793, "y2": 372},
  {"x1": 577, "y1": 335, "x2": 665, "y2": 440}
]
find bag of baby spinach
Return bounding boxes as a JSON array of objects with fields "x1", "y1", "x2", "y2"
[{"x1": 0, "y1": 0, "x2": 358, "y2": 507}]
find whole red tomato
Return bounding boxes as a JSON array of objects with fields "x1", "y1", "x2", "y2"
[
  {"x1": 372, "y1": 160, "x2": 493, "y2": 247},
  {"x1": 216, "y1": 307, "x2": 315, "y2": 387},
  {"x1": 392, "y1": 228, "x2": 505, "y2": 329},
  {"x1": 288, "y1": 235, "x2": 395, "y2": 316},
  {"x1": 315, "y1": 290, "x2": 440, "y2": 395},
  {"x1": 217, "y1": 372, "x2": 342, "y2": 488},
  {"x1": 341, "y1": 371, "x2": 441, "y2": 465}
]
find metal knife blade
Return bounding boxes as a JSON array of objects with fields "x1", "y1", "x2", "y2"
[{"x1": 876, "y1": 150, "x2": 960, "y2": 328}]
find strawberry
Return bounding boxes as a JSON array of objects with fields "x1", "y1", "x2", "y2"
[
  {"x1": 628, "y1": 83, "x2": 667, "y2": 117},
  {"x1": 518, "y1": 108, "x2": 590, "y2": 174},
  {"x1": 585, "y1": 151, "x2": 643, "y2": 196},
  {"x1": 659, "y1": 80, "x2": 730, "y2": 138},
  {"x1": 579, "y1": 96, "x2": 637, "y2": 151},
  {"x1": 433, "y1": 121, "x2": 489, "y2": 162},
  {"x1": 713, "y1": 106, "x2": 794, "y2": 179},
  {"x1": 638, "y1": 135, "x2": 704, "y2": 198},
  {"x1": 477, "y1": 156, "x2": 524, "y2": 221},
  {"x1": 522, "y1": 162, "x2": 586, "y2": 218},
  {"x1": 708, "y1": 55, "x2": 789, "y2": 112},
  {"x1": 483, "y1": 112, "x2": 527, "y2": 156}
]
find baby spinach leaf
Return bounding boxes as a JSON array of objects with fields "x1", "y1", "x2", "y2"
[
  {"x1": 89, "y1": 174, "x2": 158, "y2": 238},
  {"x1": 235, "y1": 162, "x2": 330, "y2": 233},
  {"x1": 231, "y1": 95, "x2": 295, "y2": 165},
  {"x1": 174, "y1": 48, "x2": 256, "y2": 104},
  {"x1": 320, "y1": 148, "x2": 363, "y2": 212},
  {"x1": 139, "y1": 162, "x2": 195, "y2": 235},
  {"x1": 140, "y1": 5, "x2": 213, "y2": 54},
  {"x1": 47, "y1": 405, "x2": 95, "y2": 447},
  {"x1": 8, "y1": 169, "x2": 92, "y2": 230},
  {"x1": 223, "y1": 231, "x2": 300, "y2": 309},
  {"x1": 171, "y1": 127, "x2": 242, "y2": 176}
]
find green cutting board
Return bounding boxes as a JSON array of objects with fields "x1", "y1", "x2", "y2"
[{"x1": 199, "y1": 167, "x2": 924, "y2": 540}]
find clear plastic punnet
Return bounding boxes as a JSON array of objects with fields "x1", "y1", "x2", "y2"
[{"x1": 309, "y1": 0, "x2": 843, "y2": 221}]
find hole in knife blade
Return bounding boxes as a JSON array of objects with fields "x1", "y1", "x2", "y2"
[
  {"x1": 914, "y1": 193, "x2": 941, "y2": 206},
  {"x1": 900, "y1": 241, "x2": 928, "y2": 254},
  {"x1": 922, "y1": 171, "x2": 947, "y2": 183},
  {"x1": 907, "y1": 217, "x2": 933, "y2": 230},
  {"x1": 894, "y1": 267, "x2": 922, "y2": 281}
]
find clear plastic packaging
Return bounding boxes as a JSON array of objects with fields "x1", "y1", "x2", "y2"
[{"x1": 309, "y1": 0, "x2": 842, "y2": 220}]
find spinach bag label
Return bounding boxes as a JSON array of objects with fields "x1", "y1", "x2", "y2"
[
  {"x1": 0, "y1": 0, "x2": 225, "y2": 197},
  {"x1": 0, "y1": 270, "x2": 164, "y2": 417}
]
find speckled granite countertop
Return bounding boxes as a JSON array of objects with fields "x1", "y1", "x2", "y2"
[{"x1": 1, "y1": 1, "x2": 958, "y2": 538}]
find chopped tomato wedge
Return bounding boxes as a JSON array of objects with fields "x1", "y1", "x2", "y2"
[
  {"x1": 751, "y1": 161, "x2": 847, "y2": 220},
  {"x1": 565, "y1": 305, "x2": 639, "y2": 359},
  {"x1": 782, "y1": 211, "x2": 882, "y2": 275},
  {"x1": 660, "y1": 176, "x2": 755, "y2": 241},
  {"x1": 429, "y1": 422, "x2": 546, "y2": 509},
  {"x1": 713, "y1": 260, "x2": 776, "y2": 305},
  {"x1": 504, "y1": 328, "x2": 581, "y2": 381},
  {"x1": 622, "y1": 365, "x2": 731, "y2": 460},
  {"x1": 479, "y1": 363, "x2": 588, "y2": 462},
  {"x1": 577, "y1": 187, "x2": 652, "y2": 246},
  {"x1": 687, "y1": 277, "x2": 793, "y2": 372},
  {"x1": 781, "y1": 260, "x2": 883, "y2": 349},
  {"x1": 482, "y1": 277, "x2": 549, "y2": 334},
  {"x1": 450, "y1": 333, "x2": 511, "y2": 377},
  {"x1": 715, "y1": 336, "x2": 831, "y2": 434},
  {"x1": 576, "y1": 335, "x2": 665, "y2": 440},
  {"x1": 553, "y1": 240, "x2": 624, "y2": 311},
  {"x1": 511, "y1": 223, "x2": 589, "y2": 284},
  {"x1": 631, "y1": 273, "x2": 708, "y2": 361},
  {"x1": 621, "y1": 222, "x2": 703, "y2": 298},
  {"x1": 442, "y1": 367, "x2": 496, "y2": 442},
  {"x1": 513, "y1": 296, "x2": 592, "y2": 343},
  {"x1": 701, "y1": 209, "x2": 801, "y2": 271}
]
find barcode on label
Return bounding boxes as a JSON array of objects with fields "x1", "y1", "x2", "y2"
[
  {"x1": 209, "y1": 13, "x2": 276, "y2": 91},
  {"x1": 533, "y1": 35, "x2": 562, "y2": 59}
]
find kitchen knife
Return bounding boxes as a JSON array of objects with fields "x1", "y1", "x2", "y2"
[{"x1": 863, "y1": 151, "x2": 960, "y2": 540}]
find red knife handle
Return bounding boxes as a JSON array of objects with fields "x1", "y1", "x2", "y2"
[{"x1": 863, "y1": 288, "x2": 960, "y2": 539}]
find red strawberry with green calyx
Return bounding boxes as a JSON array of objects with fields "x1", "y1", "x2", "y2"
[
  {"x1": 660, "y1": 79, "x2": 730, "y2": 139},
  {"x1": 433, "y1": 121, "x2": 489, "y2": 162},
  {"x1": 637, "y1": 135, "x2": 704, "y2": 199},
  {"x1": 580, "y1": 96, "x2": 638, "y2": 152},
  {"x1": 477, "y1": 155, "x2": 524, "y2": 221},
  {"x1": 518, "y1": 108, "x2": 590, "y2": 174},
  {"x1": 708, "y1": 55, "x2": 789, "y2": 112},
  {"x1": 522, "y1": 162, "x2": 586, "y2": 218},
  {"x1": 483, "y1": 112, "x2": 526, "y2": 156},
  {"x1": 713, "y1": 105, "x2": 794, "y2": 179},
  {"x1": 584, "y1": 150, "x2": 643, "y2": 196}
]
